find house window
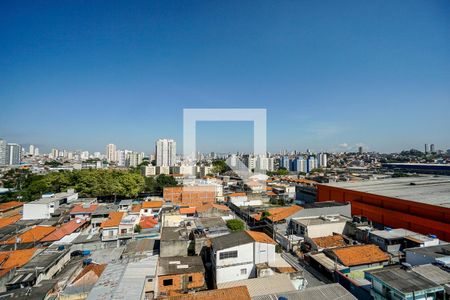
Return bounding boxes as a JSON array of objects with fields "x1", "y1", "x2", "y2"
[
  {"x1": 163, "y1": 279, "x2": 173, "y2": 286},
  {"x1": 147, "y1": 278, "x2": 153, "y2": 282},
  {"x1": 188, "y1": 276, "x2": 193, "y2": 282},
  {"x1": 299, "y1": 226, "x2": 305, "y2": 235},
  {"x1": 240, "y1": 268, "x2": 247, "y2": 275},
  {"x1": 219, "y1": 250, "x2": 238, "y2": 260}
]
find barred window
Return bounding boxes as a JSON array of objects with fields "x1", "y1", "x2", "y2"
[{"x1": 219, "y1": 250, "x2": 238, "y2": 259}]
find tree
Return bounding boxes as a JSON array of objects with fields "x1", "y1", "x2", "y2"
[
  {"x1": 14, "y1": 169, "x2": 146, "y2": 201},
  {"x1": 44, "y1": 160, "x2": 63, "y2": 167},
  {"x1": 211, "y1": 160, "x2": 230, "y2": 174},
  {"x1": 261, "y1": 211, "x2": 271, "y2": 220},
  {"x1": 277, "y1": 168, "x2": 289, "y2": 175},
  {"x1": 134, "y1": 224, "x2": 142, "y2": 233},
  {"x1": 144, "y1": 174, "x2": 177, "y2": 194},
  {"x1": 226, "y1": 219, "x2": 245, "y2": 231},
  {"x1": 267, "y1": 168, "x2": 289, "y2": 176}
]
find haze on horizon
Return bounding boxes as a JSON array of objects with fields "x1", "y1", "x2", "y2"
[{"x1": 1, "y1": 1, "x2": 449, "y2": 154}]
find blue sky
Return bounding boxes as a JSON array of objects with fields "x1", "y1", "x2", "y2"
[{"x1": 1, "y1": 0, "x2": 449, "y2": 154}]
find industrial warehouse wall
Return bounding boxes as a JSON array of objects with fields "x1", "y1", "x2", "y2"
[{"x1": 317, "y1": 185, "x2": 450, "y2": 241}]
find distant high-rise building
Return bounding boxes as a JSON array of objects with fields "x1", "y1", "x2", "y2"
[
  {"x1": 291, "y1": 157, "x2": 306, "y2": 173},
  {"x1": 126, "y1": 152, "x2": 143, "y2": 167},
  {"x1": 430, "y1": 144, "x2": 435, "y2": 154},
  {"x1": 34, "y1": 147, "x2": 39, "y2": 156},
  {"x1": 155, "y1": 139, "x2": 176, "y2": 167},
  {"x1": 243, "y1": 155, "x2": 256, "y2": 170},
  {"x1": 255, "y1": 156, "x2": 269, "y2": 171},
  {"x1": 29, "y1": 144, "x2": 35, "y2": 156},
  {"x1": 81, "y1": 151, "x2": 90, "y2": 160},
  {"x1": 0, "y1": 139, "x2": 6, "y2": 165},
  {"x1": 6, "y1": 143, "x2": 21, "y2": 165},
  {"x1": 228, "y1": 154, "x2": 237, "y2": 168},
  {"x1": 280, "y1": 156, "x2": 290, "y2": 170},
  {"x1": 116, "y1": 149, "x2": 132, "y2": 167},
  {"x1": 318, "y1": 153, "x2": 327, "y2": 168},
  {"x1": 358, "y1": 146, "x2": 363, "y2": 154},
  {"x1": 424, "y1": 144, "x2": 429, "y2": 154},
  {"x1": 306, "y1": 156, "x2": 317, "y2": 173},
  {"x1": 268, "y1": 158, "x2": 275, "y2": 171},
  {"x1": 106, "y1": 144, "x2": 117, "y2": 162},
  {"x1": 51, "y1": 148, "x2": 59, "y2": 159}
]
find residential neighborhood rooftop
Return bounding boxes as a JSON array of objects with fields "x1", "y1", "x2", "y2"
[
  {"x1": 158, "y1": 256, "x2": 205, "y2": 276},
  {"x1": 311, "y1": 235, "x2": 347, "y2": 249},
  {"x1": 366, "y1": 265, "x2": 443, "y2": 293},
  {"x1": 217, "y1": 274, "x2": 296, "y2": 297},
  {"x1": 167, "y1": 286, "x2": 251, "y2": 300},
  {"x1": 328, "y1": 244, "x2": 389, "y2": 267},
  {"x1": 211, "y1": 230, "x2": 275, "y2": 250},
  {"x1": 252, "y1": 283, "x2": 357, "y2": 300}
]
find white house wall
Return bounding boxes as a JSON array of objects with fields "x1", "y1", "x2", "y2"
[
  {"x1": 254, "y1": 242, "x2": 275, "y2": 265},
  {"x1": 307, "y1": 221, "x2": 347, "y2": 238},
  {"x1": 215, "y1": 243, "x2": 253, "y2": 268},
  {"x1": 215, "y1": 263, "x2": 255, "y2": 284},
  {"x1": 23, "y1": 203, "x2": 50, "y2": 220},
  {"x1": 214, "y1": 243, "x2": 254, "y2": 284}
]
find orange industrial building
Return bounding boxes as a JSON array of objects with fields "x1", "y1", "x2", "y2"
[{"x1": 317, "y1": 177, "x2": 450, "y2": 241}]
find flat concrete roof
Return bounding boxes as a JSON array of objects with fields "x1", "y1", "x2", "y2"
[
  {"x1": 292, "y1": 215, "x2": 350, "y2": 226},
  {"x1": 158, "y1": 256, "x2": 205, "y2": 276},
  {"x1": 323, "y1": 176, "x2": 450, "y2": 208}
]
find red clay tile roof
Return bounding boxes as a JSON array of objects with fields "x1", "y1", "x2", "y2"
[
  {"x1": 131, "y1": 204, "x2": 142, "y2": 213},
  {"x1": 245, "y1": 230, "x2": 276, "y2": 244},
  {"x1": 311, "y1": 235, "x2": 347, "y2": 249},
  {"x1": 40, "y1": 219, "x2": 87, "y2": 242},
  {"x1": 72, "y1": 263, "x2": 106, "y2": 284},
  {"x1": 179, "y1": 207, "x2": 196, "y2": 214},
  {"x1": 100, "y1": 212, "x2": 124, "y2": 228},
  {"x1": 0, "y1": 248, "x2": 38, "y2": 270},
  {"x1": 70, "y1": 204, "x2": 98, "y2": 214},
  {"x1": 139, "y1": 216, "x2": 158, "y2": 229},
  {"x1": 196, "y1": 203, "x2": 230, "y2": 213},
  {"x1": 141, "y1": 201, "x2": 163, "y2": 209},
  {"x1": 0, "y1": 215, "x2": 21, "y2": 229},
  {"x1": 331, "y1": 244, "x2": 389, "y2": 267},
  {"x1": 0, "y1": 201, "x2": 23, "y2": 213},
  {"x1": 0, "y1": 248, "x2": 38, "y2": 278},
  {"x1": 167, "y1": 286, "x2": 251, "y2": 300},
  {"x1": 266, "y1": 191, "x2": 277, "y2": 197},
  {"x1": 252, "y1": 205, "x2": 303, "y2": 222},
  {"x1": 4, "y1": 226, "x2": 56, "y2": 244}
]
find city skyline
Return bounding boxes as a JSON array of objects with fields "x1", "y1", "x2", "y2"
[{"x1": 1, "y1": 1, "x2": 450, "y2": 153}]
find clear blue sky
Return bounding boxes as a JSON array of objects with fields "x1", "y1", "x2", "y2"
[{"x1": 1, "y1": 0, "x2": 449, "y2": 154}]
